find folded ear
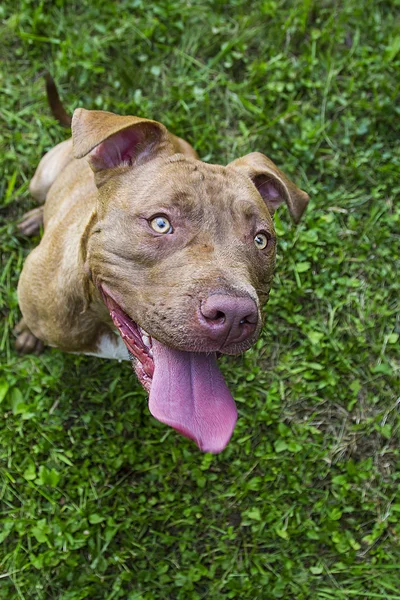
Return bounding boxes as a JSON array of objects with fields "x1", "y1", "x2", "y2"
[
  {"x1": 227, "y1": 152, "x2": 309, "y2": 223},
  {"x1": 72, "y1": 108, "x2": 172, "y2": 173}
]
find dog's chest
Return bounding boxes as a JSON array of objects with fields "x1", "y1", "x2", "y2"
[{"x1": 84, "y1": 332, "x2": 130, "y2": 361}]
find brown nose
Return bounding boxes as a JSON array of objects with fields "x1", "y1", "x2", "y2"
[{"x1": 199, "y1": 294, "x2": 258, "y2": 347}]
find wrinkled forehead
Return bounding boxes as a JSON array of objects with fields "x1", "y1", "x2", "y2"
[{"x1": 128, "y1": 156, "x2": 273, "y2": 225}]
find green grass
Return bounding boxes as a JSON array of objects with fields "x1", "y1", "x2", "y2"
[{"x1": 1, "y1": 0, "x2": 399, "y2": 598}]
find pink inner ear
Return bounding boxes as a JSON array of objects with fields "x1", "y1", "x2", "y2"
[
  {"x1": 253, "y1": 175, "x2": 284, "y2": 211},
  {"x1": 89, "y1": 126, "x2": 157, "y2": 170}
]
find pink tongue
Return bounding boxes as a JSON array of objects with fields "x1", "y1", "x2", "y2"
[{"x1": 149, "y1": 340, "x2": 237, "y2": 454}]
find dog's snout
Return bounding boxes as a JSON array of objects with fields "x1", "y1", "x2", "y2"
[{"x1": 199, "y1": 294, "x2": 258, "y2": 346}]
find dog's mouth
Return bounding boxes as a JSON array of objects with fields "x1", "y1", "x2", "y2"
[{"x1": 101, "y1": 288, "x2": 237, "y2": 454}]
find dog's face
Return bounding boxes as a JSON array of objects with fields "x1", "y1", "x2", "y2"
[
  {"x1": 73, "y1": 109, "x2": 309, "y2": 453},
  {"x1": 88, "y1": 155, "x2": 278, "y2": 355}
]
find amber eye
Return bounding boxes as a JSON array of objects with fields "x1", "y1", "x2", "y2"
[
  {"x1": 254, "y1": 232, "x2": 269, "y2": 250},
  {"x1": 150, "y1": 216, "x2": 173, "y2": 234}
]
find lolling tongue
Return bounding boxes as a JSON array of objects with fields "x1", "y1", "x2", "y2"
[{"x1": 149, "y1": 340, "x2": 237, "y2": 454}]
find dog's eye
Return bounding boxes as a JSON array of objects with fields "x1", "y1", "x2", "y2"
[
  {"x1": 150, "y1": 216, "x2": 173, "y2": 234},
  {"x1": 254, "y1": 232, "x2": 269, "y2": 250}
]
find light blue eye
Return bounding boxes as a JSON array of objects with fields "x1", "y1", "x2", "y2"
[
  {"x1": 150, "y1": 216, "x2": 173, "y2": 234},
  {"x1": 254, "y1": 232, "x2": 268, "y2": 249}
]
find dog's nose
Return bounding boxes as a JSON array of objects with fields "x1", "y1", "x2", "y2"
[{"x1": 199, "y1": 294, "x2": 258, "y2": 346}]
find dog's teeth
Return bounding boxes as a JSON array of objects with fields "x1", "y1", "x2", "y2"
[
  {"x1": 138, "y1": 326, "x2": 152, "y2": 349},
  {"x1": 148, "y1": 349, "x2": 153, "y2": 358}
]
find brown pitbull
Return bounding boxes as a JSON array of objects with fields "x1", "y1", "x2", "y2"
[{"x1": 16, "y1": 90, "x2": 309, "y2": 453}]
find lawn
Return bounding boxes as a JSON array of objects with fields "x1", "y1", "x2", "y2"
[{"x1": 1, "y1": 0, "x2": 399, "y2": 598}]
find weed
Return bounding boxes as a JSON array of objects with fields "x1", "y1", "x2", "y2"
[{"x1": 1, "y1": 1, "x2": 399, "y2": 598}]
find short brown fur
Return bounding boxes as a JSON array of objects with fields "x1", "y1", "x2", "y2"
[{"x1": 16, "y1": 102, "x2": 309, "y2": 359}]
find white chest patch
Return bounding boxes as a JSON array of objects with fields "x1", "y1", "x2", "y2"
[{"x1": 84, "y1": 333, "x2": 130, "y2": 362}]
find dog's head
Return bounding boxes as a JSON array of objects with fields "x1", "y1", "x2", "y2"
[{"x1": 73, "y1": 109, "x2": 309, "y2": 453}]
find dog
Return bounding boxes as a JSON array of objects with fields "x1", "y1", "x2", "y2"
[{"x1": 15, "y1": 76, "x2": 309, "y2": 453}]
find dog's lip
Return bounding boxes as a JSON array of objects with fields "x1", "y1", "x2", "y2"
[
  {"x1": 99, "y1": 285, "x2": 154, "y2": 390},
  {"x1": 98, "y1": 283, "x2": 125, "y2": 309}
]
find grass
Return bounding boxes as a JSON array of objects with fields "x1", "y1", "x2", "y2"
[{"x1": 0, "y1": 0, "x2": 399, "y2": 598}]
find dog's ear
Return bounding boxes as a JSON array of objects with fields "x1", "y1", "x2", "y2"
[
  {"x1": 72, "y1": 109, "x2": 173, "y2": 173},
  {"x1": 228, "y1": 152, "x2": 309, "y2": 223}
]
